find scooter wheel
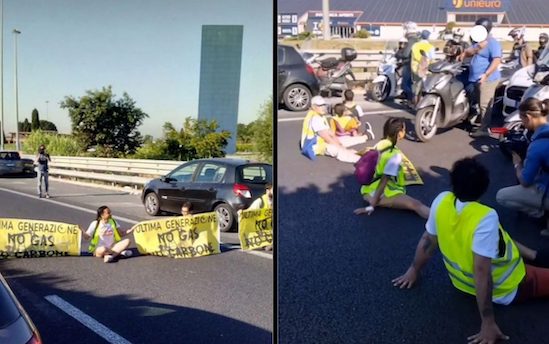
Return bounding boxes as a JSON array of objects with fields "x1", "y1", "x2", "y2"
[
  {"x1": 371, "y1": 80, "x2": 390, "y2": 102},
  {"x1": 415, "y1": 106, "x2": 438, "y2": 142}
]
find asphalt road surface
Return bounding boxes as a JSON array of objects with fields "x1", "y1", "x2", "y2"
[
  {"x1": 278, "y1": 97, "x2": 549, "y2": 344},
  {"x1": 0, "y1": 179, "x2": 272, "y2": 344}
]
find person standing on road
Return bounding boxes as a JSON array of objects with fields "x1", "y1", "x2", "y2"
[
  {"x1": 507, "y1": 27, "x2": 534, "y2": 67},
  {"x1": 396, "y1": 21, "x2": 419, "y2": 105},
  {"x1": 460, "y1": 18, "x2": 502, "y2": 138},
  {"x1": 496, "y1": 98, "x2": 549, "y2": 236},
  {"x1": 301, "y1": 96, "x2": 366, "y2": 163},
  {"x1": 353, "y1": 117, "x2": 430, "y2": 219},
  {"x1": 82, "y1": 206, "x2": 134, "y2": 263},
  {"x1": 411, "y1": 30, "x2": 435, "y2": 107},
  {"x1": 393, "y1": 158, "x2": 549, "y2": 344},
  {"x1": 35, "y1": 144, "x2": 51, "y2": 199}
]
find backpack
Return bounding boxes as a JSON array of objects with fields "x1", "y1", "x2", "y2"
[{"x1": 354, "y1": 146, "x2": 391, "y2": 185}]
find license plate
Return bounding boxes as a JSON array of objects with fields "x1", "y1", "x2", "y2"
[{"x1": 6, "y1": 163, "x2": 14, "y2": 167}]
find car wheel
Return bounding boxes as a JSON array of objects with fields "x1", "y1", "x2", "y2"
[
  {"x1": 215, "y1": 203, "x2": 234, "y2": 232},
  {"x1": 144, "y1": 192, "x2": 161, "y2": 216},
  {"x1": 283, "y1": 84, "x2": 312, "y2": 111}
]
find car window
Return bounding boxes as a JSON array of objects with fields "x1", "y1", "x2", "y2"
[
  {"x1": 0, "y1": 279, "x2": 22, "y2": 329},
  {"x1": 277, "y1": 46, "x2": 285, "y2": 66},
  {"x1": 196, "y1": 163, "x2": 226, "y2": 183},
  {"x1": 237, "y1": 164, "x2": 272, "y2": 184},
  {"x1": 169, "y1": 162, "x2": 199, "y2": 182}
]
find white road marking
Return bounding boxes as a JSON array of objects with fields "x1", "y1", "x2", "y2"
[
  {"x1": 277, "y1": 109, "x2": 403, "y2": 122},
  {"x1": 45, "y1": 295, "x2": 133, "y2": 344},
  {"x1": 0, "y1": 186, "x2": 273, "y2": 260}
]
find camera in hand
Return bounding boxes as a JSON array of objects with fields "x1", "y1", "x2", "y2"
[{"x1": 499, "y1": 130, "x2": 530, "y2": 160}]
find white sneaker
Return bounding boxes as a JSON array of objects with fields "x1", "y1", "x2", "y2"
[
  {"x1": 364, "y1": 122, "x2": 375, "y2": 141},
  {"x1": 103, "y1": 255, "x2": 114, "y2": 263},
  {"x1": 120, "y1": 250, "x2": 133, "y2": 258}
]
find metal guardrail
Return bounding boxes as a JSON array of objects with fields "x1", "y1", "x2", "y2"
[{"x1": 21, "y1": 154, "x2": 257, "y2": 191}]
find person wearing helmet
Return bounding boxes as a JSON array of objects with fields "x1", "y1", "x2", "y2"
[
  {"x1": 395, "y1": 21, "x2": 420, "y2": 105},
  {"x1": 411, "y1": 30, "x2": 435, "y2": 105},
  {"x1": 508, "y1": 27, "x2": 533, "y2": 67},
  {"x1": 535, "y1": 33, "x2": 548, "y2": 62},
  {"x1": 444, "y1": 28, "x2": 469, "y2": 63},
  {"x1": 460, "y1": 18, "x2": 502, "y2": 138}
]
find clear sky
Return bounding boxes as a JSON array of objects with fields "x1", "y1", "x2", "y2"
[{"x1": 0, "y1": 0, "x2": 273, "y2": 138}]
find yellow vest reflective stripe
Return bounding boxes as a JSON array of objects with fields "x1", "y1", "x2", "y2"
[
  {"x1": 411, "y1": 41, "x2": 434, "y2": 73},
  {"x1": 360, "y1": 139, "x2": 406, "y2": 197},
  {"x1": 88, "y1": 218, "x2": 122, "y2": 253},
  {"x1": 301, "y1": 110, "x2": 327, "y2": 155},
  {"x1": 435, "y1": 193, "x2": 525, "y2": 299}
]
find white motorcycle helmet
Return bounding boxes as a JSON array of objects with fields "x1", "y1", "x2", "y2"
[
  {"x1": 452, "y1": 28, "x2": 464, "y2": 41},
  {"x1": 508, "y1": 27, "x2": 525, "y2": 40}
]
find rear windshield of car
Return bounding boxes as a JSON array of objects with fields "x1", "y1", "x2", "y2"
[
  {"x1": 278, "y1": 46, "x2": 304, "y2": 66},
  {"x1": 0, "y1": 152, "x2": 20, "y2": 160},
  {"x1": 237, "y1": 164, "x2": 272, "y2": 184},
  {"x1": 0, "y1": 279, "x2": 22, "y2": 329}
]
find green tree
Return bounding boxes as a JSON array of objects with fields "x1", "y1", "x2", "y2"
[
  {"x1": 18, "y1": 118, "x2": 32, "y2": 132},
  {"x1": 60, "y1": 86, "x2": 148, "y2": 157},
  {"x1": 133, "y1": 117, "x2": 231, "y2": 161},
  {"x1": 31, "y1": 109, "x2": 40, "y2": 131},
  {"x1": 39, "y1": 120, "x2": 58, "y2": 132},
  {"x1": 253, "y1": 99, "x2": 273, "y2": 163}
]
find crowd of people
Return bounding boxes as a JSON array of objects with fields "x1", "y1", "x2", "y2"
[{"x1": 299, "y1": 18, "x2": 549, "y2": 343}]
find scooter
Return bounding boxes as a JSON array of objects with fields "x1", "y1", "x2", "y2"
[
  {"x1": 414, "y1": 60, "x2": 471, "y2": 142},
  {"x1": 313, "y1": 48, "x2": 357, "y2": 97},
  {"x1": 371, "y1": 50, "x2": 402, "y2": 102},
  {"x1": 499, "y1": 63, "x2": 535, "y2": 119}
]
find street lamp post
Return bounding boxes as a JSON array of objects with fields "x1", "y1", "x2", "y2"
[
  {"x1": 13, "y1": 29, "x2": 20, "y2": 151},
  {"x1": 322, "y1": 0, "x2": 330, "y2": 40}
]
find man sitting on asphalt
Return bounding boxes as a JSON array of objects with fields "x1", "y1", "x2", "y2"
[
  {"x1": 300, "y1": 96, "x2": 366, "y2": 163},
  {"x1": 393, "y1": 158, "x2": 549, "y2": 344}
]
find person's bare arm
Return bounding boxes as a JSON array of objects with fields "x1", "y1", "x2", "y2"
[
  {"x1": 370, "y1": 175, "x2": 389, "y2": 207},
  {"x1": 480, "y1": 57, "x2": 501, "y2": 83},
  {"x1": 392, "y1": 231, "x2": 438, "y2": 288},
  {"x1": 467, "y1": 254, "x2": 509, "y2": 344},
  {"x1": 317, "y1": 129, "x2": 342, "y2": 147}
]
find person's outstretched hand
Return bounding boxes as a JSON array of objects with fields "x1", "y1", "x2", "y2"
[
  {"x1": 392, "y1": 266, "x2": 418, "y2": 289},
  {"x1": 353, "y1": 206, "x2": 374, "y2": 216},
  {"x1": 467, "y1": 322, "x2": 509, "y2": 344}
]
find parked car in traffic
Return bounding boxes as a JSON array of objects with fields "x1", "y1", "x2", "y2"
[
  {"x1": 278, "y1": 44, "x2": 320, "y2": 111},
  {"x1": 142, "y1": 158, "x2": 272, "y2": 232},
  {"x1": 0, "y1": 272, "x2": 42, "y2": 344},
  {"x1": 0, "y1": 151, "x2": 35, "y2": 177}
]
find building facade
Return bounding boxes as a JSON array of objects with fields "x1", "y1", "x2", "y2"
[{"x1": 198, "y1": 25, "x2": 243, "y2": 154}]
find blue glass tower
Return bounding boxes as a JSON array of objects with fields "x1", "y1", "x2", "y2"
[{"x1": 198, "y1": 25, "x2": 244, "y2": 154}]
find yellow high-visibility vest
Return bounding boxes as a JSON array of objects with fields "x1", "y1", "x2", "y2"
[
  {"x1": 435, "y1": 193, "x2": 525, "y2": 299},
  {"x1": 301, "y1": 110, "x2": 327, "y2": 156},
  {"x1": 88, "y1": 218, "x2": 122, "y2": 253}
]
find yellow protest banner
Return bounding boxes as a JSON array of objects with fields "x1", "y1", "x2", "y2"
[
  {"x1": 0, "y1": 218, "x2": 81, "y2": 259},
  {"x1": 400, "y1": 153, "x2": 424, "y2": 186},
  {"x1": 132, "y1": 212, "x2": 220, "y2": 258},
  {"x1": 238, "y1": 208, "x2": 273, "y2": 250}
]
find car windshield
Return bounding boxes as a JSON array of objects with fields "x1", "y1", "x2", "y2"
[
  {"x1": 0, "y1": 152, "x2": 19, "y2": 160},
  {"x1": 536, "y1": 46, "x2": 549, "y2": 67},
  {"x1": 237, "y1": 164, "x2": 272, "y2": 184}
]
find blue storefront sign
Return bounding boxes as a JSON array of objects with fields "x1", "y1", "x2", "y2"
[
  {"x1": 278, "y1": 13, "x2": 299, "y2": 36},
  {"x1": 445, "y1": 0, "x2": 509, "y2": 12}
]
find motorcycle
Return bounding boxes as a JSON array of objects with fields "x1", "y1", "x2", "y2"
[
  {"x1": 414, "y1": 60, "x2": 471, "y2": 142},
  {"x1": 312, "y1": 48, "x2": 357, "y2": 97},
  {"x1": 499, "y1": 63, "x2": 535, "y2": 119},
  {"x1": 494, "y1": 46, "x2": 549, "y2": 157},
  {"x1": 372, "y1": 43, "x2": 402, "y2": 102}
]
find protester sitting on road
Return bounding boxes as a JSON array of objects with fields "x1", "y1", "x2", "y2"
[
  {"x1": 342, "y1": 90, "x2": 375, "y2": 139},
  {"x1": 248, "y1": 183, "x2": 273, "y2": 210},
  {"x1": 393, "y1": 158, "x2": 549, "y2": 344},
  {"x1": 181, "y1": 201, "x2": 194, "y2": 216},
  {"x1": 353, "y1": 117, "x2": 430, "y2": 219},
  {"x1": 332, "y1": 103, "x2": 361, "y2": 137},
  {"x1": 496, "y1": 98, "x2": 549, "y2": 236},
  {"x1": 82, "y1": 206, "x2": 134, "y2": 263},
  {"x1": 35, "y1": 144, "x2": 51, "y2": 199},
  {"x1": 300, "y1": 96, "x2": 366, "y2": 163}
]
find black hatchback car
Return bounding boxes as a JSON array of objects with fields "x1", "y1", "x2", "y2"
[
  {"x1": 278, "y1": 44, "x2": 320, "y2": 111},
  {"x1": 142, "y1": 158, "x2": 272, "y2": 232}
]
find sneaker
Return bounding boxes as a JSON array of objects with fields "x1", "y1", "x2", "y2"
[
  {"x1": 103, "y1": 255, "x2": 114, "y2": 263},
  {"x1": 540, "y1": 229, "x2": 549, "y2": 237},
  {"x1": 264, "y1": 245, "x2": 273, "y2": 252},
  {"x1": 120, "y1": 250, "x2": 133, "y2": 258},
  {"x1": 38, "y1": 194, "x2": 42, "y2": 198},
  {"x1": 364, "y1": 122, "x2": 375, "y2": 141},
  {"x1": 45, "y1": 193, "x2": 50, "y2": 199}
]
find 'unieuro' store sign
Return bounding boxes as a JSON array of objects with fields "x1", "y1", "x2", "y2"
[{"x1": 447, "y1": 0, "x2": 509, "y2": 11}]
